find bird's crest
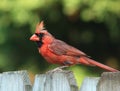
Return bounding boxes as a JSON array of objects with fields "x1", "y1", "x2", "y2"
[{"x1": 35, "y1": 21, "x2": 45, "y2": 33}]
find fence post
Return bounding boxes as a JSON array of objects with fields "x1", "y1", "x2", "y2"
[
  {"x1": 97, "y1": 72, "x2": 120, "y2": 91},
  {"x1": 79, "y1": 77, "x2": 100, "y2": 91},
  {"x1": 0, "y1": 70, "x2": 32, "y2": 91},
  {"x1": 33, "y1": 70, "x2": 78, "y2": 91}
]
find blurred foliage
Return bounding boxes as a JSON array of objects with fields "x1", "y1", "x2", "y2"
[{"x1": 0, "y1": 0, "x2": 120, "y2": 85}]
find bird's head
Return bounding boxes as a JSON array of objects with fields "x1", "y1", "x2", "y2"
[{"x1": 30, "y1": 21, "x2": 54, "y2": 47}]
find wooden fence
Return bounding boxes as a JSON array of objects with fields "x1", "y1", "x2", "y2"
[{"x1": 0, "y1": 70, "x2": 119, "y2": 91}]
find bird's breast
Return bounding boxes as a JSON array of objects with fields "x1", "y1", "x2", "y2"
[{"x1": 39, "y1": 44, "x2": 61, "y2": 64}]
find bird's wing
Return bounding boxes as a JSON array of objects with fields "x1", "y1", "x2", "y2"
[{"x1": 48, "y1": 39, "x2": 88, "y2": 57}]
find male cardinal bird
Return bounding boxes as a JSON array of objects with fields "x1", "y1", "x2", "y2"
[{"x1": 30, "y1": 21, "x2": 119, "y2": 72}]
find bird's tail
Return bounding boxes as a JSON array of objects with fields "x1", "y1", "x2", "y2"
[{"x1": 79, "y1": 57, "x2": 119, "y2": 72}]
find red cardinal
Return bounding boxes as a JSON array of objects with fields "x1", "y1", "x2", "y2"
[{"x1": 30, "y1": 21, "x2": 119, "y2": 72}]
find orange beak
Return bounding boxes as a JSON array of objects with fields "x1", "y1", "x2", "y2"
[{"x1": 30, "y1": 34, "x2": 40, "y2": 41}]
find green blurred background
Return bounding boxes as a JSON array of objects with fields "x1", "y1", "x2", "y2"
[{"x1": 0, "y1": 0, "x2": 120, "y2": 85}]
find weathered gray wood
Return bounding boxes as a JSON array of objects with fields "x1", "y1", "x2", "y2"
[
  {"x1": 65, "y1": 71, "x2": 78, "y2": 91},
  {"x1": 0, "y1": 70, "x2": 32, "y2": 91},
  {"x1": 1, "y1": 70, "x2": 120, "y2": 91},
  {"x1": 79, "y1": 77, "x2": 100, "y2": 91},
  {"x1": 0, "y1": 74, "x2": 2, "y2": 86},
  {"x1": 97, "y1": 72, "x2": 120, "y2": 91},
  {"x1": 33, "y1": 70, "x2": 78, "y2": 91}
]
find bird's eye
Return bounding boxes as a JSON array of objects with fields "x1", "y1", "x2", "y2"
[
  {"x1": 35, "y1": 33, "x2": 44, "y2": 38},
  {"x1": 39, "y1": 33, "x2": 44, "y2": 38}
]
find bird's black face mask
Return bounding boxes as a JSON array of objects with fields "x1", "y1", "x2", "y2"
[{"x1": 35, "y1": 33, "x2": 44, "y2": 48}]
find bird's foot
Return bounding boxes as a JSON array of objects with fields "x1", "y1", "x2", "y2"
[
  {"x1": 56, "y1": 65, "x2": 69, "y2": 69},
  {"x1": 46, "y1": 66, "x2": 69, "y2": 74}
]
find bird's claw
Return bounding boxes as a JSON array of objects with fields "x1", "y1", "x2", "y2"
[{"x1": 46, "y1": 66, "x2": 69, "y2": 74}]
